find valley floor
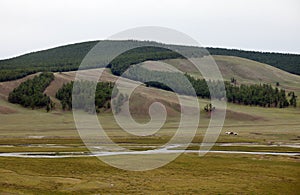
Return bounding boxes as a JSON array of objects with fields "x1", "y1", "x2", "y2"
[
  {"x1": 0, "y1": 153, "x2": 299, "y2": 194},
  {"x1": 0, "y1": 99, "x2": 299, "y2": 194}
]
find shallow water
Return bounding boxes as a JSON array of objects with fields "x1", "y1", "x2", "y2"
[
  {"x1": 217, "y1": 143, "x2": 300, "y2": 148},
  {"x1": 1, "y1": 143, "x2": 299, "y2": 158},
  {"x1": 0, "y1": 148, "x2": 299, "y2": 158},
  {"x1": 2, "y1": 142, "x2": 299, "y2": 148}
]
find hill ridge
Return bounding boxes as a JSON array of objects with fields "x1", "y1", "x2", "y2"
[{"x1": 0, "y1": 40, "x2": 299, "y2": 83}]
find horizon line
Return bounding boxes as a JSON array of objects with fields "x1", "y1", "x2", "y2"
[{"x1": 1, "y1": 39, "x2": 299, "y2": 61}]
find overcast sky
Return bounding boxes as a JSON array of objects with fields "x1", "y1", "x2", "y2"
[{"x1": 0, "y1": 0, "x2": 299, "y2": 59}]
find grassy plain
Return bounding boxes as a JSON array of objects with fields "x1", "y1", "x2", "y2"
[
  {"x1": 0, "y1": 96, "x2": 299, "y2": 194},
  {"x1": 0, "y1": 154, "x2": 299, "y2": 195}
]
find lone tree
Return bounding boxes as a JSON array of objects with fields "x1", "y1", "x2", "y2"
[
  {"x1": 230, "y1": 77, "x2": 237, "y2": 85},
  {"x1": 204, "y1": 103, "x2": 215, "y2": 112},
  {"x1": 288, "y1": 92, "x2": 297, "y2": 107}
]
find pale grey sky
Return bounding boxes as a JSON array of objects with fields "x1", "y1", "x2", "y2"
[{"x1": 0, "y1": 0, "x2": 299, "y2": 59}]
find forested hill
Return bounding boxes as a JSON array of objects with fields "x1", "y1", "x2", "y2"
[
  {"x1": 0, "y1": 40, "x2": 206, "y2": 82},
  {"x1": 0, "y1": 41, "x2": 98, "y2": 81},
  {"x1": 0, "y1": 40, "x2": 299, "y2": 82}
]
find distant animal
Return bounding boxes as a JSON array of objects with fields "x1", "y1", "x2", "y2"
[{"x1": 225, "y1": 131, "x2": 238, "y2": 135}]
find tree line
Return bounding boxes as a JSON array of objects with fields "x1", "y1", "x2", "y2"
[
  {"x1": 186, "y1": 74, "x2": 297, "y2": 108},
  {"x1": 109, "y1": 46, "x2": 184, "y2": 76},
  {"x1": 8, "y1": 72, "x2": 54, "y2": 110},
  {"x1": 225, "y1": 83, "x2": 295, "y2": 108},
  {"x1": 56, "y1": 81, "x2": 117, "y2": 113},
  {"x1": 0, "y1": 41, "x2": 97, "y2": 82}
]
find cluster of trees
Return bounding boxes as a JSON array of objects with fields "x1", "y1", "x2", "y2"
[
  {"x1": 185, "y1": 74, "x2": 298, "y2": 108},
  {"x1": 288, "y1": 92, "x2": 297, "y2": 107},
  {"x1": 55, "y1": 82, "x2": 73, "y2": 110},
  {"x1": 187, "y1": 74, "x2": 296, "y2": 108},
  {"x1": 204, "y1": 103, "x2": 215, "y2": 112},
  {"x1": 185, "y1": 74, "x2": 226, "y2": 99},
  {"x1": 56, "y1": 81, "x2": 117, "y2": 113},
  {"x1": 145, "y1": 81, "x2": 172, "y2": 91},
  {"x1": 8, "y1": 72, "x2": 54, "y2": 110},
  {"x1": 225, "y1": 83, "x2": 294, "y2": 108}
]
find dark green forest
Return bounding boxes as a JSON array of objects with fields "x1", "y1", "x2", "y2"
[
  {"x1": 1, "y1": 40, "x2": 299, "y2": 82},
  {"x1": 56, "y1": 81, "x2": 117, "y2": 113},
  {"x1": 8, "y1": 72, "x2": 54, "y2": 110},
  {"x1": 0, "y1": 41, "x2": 97, "y2": 82},
  {"x1": 185, "y1": 74, "x2": 296, "y2": 108},
  {"x1": 184, "y1": 74, "x2": 225, "y2": 99},
  {"x1": 225, "y1": 82, "x2": 295, "y2": 108},
  {"x1": 110, "y1": 47, "x2": 184, "y2": 76}
]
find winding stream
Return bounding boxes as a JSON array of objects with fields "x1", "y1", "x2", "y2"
[{"x1": 0, "y1": 143, "x2": 299, "y2": 158}]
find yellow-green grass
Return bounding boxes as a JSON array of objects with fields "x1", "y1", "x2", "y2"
[
  {"x1": 1, "y1": 93, "x2": 299, "y2": 194},
  {"x1": 1, "y1": 96, "x2": 299, "y2": 157},
  {"x1": 1, "y1": 97, "x2": 299, "y2": 145},
  {"x1": 172, "y1": 144, "x2": 300, "y2": 153},
  {"x1": 0, "y1": 153, "x2": 299, "y2": 194},
  {"x1": 0, "y1": 146, "x2": 87, "y2": 153}
]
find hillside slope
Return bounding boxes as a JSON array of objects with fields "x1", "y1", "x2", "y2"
[
  {"x1": 162, "y1": 55, "x2": 300, "y2": 93},
  {"x1": 0, "y1": 69, "x2": 183, "y2": 117},
  {"x1": 0, "y1": 73, "x2": 41, "y2": 100},
  {"x1": 208, "y1": 47, "x2": 300, "y2": 75}
]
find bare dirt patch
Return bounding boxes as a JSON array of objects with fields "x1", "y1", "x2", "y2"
[
  {"x1": 129, "y1": 92, "x2": 180, "y2": 118},
  {"x1": 0, "y1": 73, "x2": 40, "y2": 100},
  {"x1": 0, "y1": 106, "x2": 17, "y2": 114}
]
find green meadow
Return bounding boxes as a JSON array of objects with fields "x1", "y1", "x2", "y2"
[{"x1": 0, "y1": 97, "x2": 299, "y2": 194}]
